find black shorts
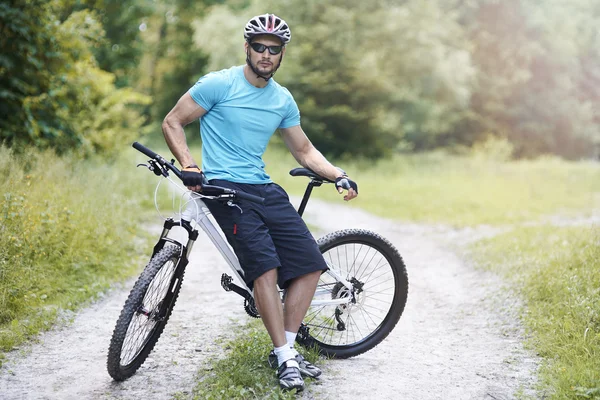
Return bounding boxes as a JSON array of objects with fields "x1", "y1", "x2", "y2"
[{"x1": 204, "y1": 180, "x2": 327, "y2": 290}]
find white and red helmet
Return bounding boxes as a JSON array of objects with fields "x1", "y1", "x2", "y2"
[{"x1": 244, "y1": 14, "x2": 291, "y2": 44}]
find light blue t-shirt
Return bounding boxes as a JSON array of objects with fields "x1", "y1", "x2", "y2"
[{"x1": 188, "y1": 65, "x2": 301, "y2": 183}]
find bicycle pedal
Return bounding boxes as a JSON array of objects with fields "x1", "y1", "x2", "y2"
[{"x1": 221, "y1": 273, "x2": 233, "y2": 292}]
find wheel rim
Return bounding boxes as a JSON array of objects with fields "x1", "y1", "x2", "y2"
[
  {"x1": 305, "y1": 241, "x2": 396, "y2": 347},
  {"x1": 120, "y1": 257, "x2": 178, "y2": 367}
]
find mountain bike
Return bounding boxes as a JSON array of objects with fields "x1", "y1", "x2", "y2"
[{"x1": 106, "y1": 142, "x2": 409, "y2": 381}]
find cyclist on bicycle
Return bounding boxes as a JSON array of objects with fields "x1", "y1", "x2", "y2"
[{"x1": 161, "y1": 13, "x2": 358, "y2": 391}]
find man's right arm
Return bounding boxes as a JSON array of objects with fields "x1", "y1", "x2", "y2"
[{"x1": 162, "y1": 92, "x2": 208, "y2": 170}]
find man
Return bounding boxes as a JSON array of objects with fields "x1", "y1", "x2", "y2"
[{"x1": 161, "y1": 13, "x2": 358, "y2": 391}]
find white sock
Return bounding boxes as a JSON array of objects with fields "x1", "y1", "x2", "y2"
[
  {"x1": 285, "y1": 331, "x2": 297, "y2": 349},
  {"x1": 274, "y1": 344, "x2": 298, "y2": 368}
]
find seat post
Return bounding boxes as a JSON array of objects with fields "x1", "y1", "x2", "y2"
[{"x1": 297, "y1": 179, "x2": 322, "y2": 217}]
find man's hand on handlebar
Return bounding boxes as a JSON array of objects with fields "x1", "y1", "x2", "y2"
[
  {"x1": 335, "y1": 175, "x2": 358, "y2": 201},
  {"x1": 182, "y1": 166, "x2": 205, "y2": 192}
]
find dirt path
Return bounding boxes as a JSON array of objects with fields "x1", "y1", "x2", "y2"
[
  {"x1": 0, "y1": 198, "x2": 538, "y2": 400},
  {"x1": 300, "y1": 200, "x2": 538, "y2": 399}
]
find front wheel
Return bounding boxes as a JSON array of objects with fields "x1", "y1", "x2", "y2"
[
  {"x1": 299, "y1": 229, "x2": 408, "y2": 359},
  {"x1": 107, "y1": 245, "x2": 186, "y2": 381}
]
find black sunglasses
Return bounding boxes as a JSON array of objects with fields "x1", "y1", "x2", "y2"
[{"x1": 250, "y1": 42, "x2": 283, "y2": 55}]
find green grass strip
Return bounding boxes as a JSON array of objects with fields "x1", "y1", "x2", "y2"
[
  {"x1": 264, "y1": 147, "x2": 600, "y2": 227},
  {"x1": 183, "y1": 319, "x2": 322, "y2": 399},
  {"x1": 469, "y1": 225, "x2": 600, "y2": 399}
]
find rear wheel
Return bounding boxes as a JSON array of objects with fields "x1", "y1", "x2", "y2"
[
  {"x1": 299, "y1": 229, "x2": 408, "y2": 358},
  {"x1": 107, "y1": 245, "x2": 185, "y2": 381}
]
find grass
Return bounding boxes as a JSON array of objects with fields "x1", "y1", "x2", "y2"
[
  {"x1": 264, "y1": 147, "x2": 600, "y2": 227},
  {"x1": 180, "y1": 319, "x2": 321, "y2": 400},
  {"x1": 468, "y1": 226, "x2": 600, "y2": 399},
  {"x1": 0, "y1": 146, "x2": 157, "y2": 364}
]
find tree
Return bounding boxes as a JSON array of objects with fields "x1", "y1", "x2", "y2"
[
  {"x1": 193, "y1": 0, "x2": 476, "y2": 158},
  {"x1": 0, "y1": 0, "x2": 150, "y2": 155},
  {"x1": 465, "y1": 0, "x2": 599, "y2": 159}
]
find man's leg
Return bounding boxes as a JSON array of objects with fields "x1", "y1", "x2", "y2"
[
  {"x1": 274, "y1": 270, "x2": 323, "y2": 379},
  {"x1": 252, "y1": 268, "x2": 286, "y2": 347},
  {"x1": 282, "y1": 270, "x2": 321, "y2": 332},
  {"x1": 254, "y1": 268, "x2": 305, "y2": 390}
]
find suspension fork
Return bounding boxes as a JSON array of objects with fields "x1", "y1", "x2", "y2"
[
  {"x1": 148, "y1": 218, "x2": 198, "y2": 320},
  {"x1": 151, "y1": 218, "x2": 199, "y2": 260}
]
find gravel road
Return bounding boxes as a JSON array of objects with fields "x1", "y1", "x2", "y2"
[{"x1": 0, "y1": 197, "x2": 538, "y2": 400}]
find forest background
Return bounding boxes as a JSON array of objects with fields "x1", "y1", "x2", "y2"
[{"x1": 1, "y1": 0, "x2": 599, "y2": 159}]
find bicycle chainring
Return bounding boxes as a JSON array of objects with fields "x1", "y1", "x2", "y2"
[{"x1": 244, "y1": 298, "x2": 260, "y2": 318}]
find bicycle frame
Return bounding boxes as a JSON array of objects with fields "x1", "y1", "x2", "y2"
[
  {"x1": 154, "y1": 187, "x2": 355, "y2": 308},
  {"x1": 108, "y1": 142, "x2": 408, "y2": 379}
]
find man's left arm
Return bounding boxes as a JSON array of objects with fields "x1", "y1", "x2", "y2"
[{"x1": 279, "y1": 125, "x2": 358, "y2": 201}]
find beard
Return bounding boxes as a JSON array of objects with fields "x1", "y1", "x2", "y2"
[{"x1": 252, "y1": 59, "x2": 275, "y2": 76}]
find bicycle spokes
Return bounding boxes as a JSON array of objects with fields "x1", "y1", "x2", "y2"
[
  {"x1": 305, "y1": 240, "x2": 397, "y2": 347},
  {"x1": 119, "y1": 257, "x2": 178, "y2": 366}
]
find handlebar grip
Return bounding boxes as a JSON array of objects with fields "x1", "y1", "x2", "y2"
[
  {"x1": 132, "y1": 142, "x2": 263, "y2": 204},
  {"x1": 234, "y1": 190, "x2": 265, "y2": 204},
  {"x1": 132, "y1": 142, "x2": 160, "y2": 159}
]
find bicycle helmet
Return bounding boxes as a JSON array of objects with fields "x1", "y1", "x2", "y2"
[{"x1": 244, "y1": 14, "x2": 291, "y2": 44}]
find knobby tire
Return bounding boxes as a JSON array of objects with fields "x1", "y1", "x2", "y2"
[
  {"x1": 300, "y1": 229, "x2": 408, "y2": 359},
  {"x1": 107, "y1": 245, "x2": 185, "y2": 381}
]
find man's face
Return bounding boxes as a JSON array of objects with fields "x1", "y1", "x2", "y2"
[{"x1": 245, "y1": 35, "x2": 285, "y2": 76}]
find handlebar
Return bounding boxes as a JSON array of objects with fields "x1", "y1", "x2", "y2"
[
  {"x1": 132, "y1": 142, "x2": 265, "y2": 205},
  {"x1": 132, "y1": 141, "x2": 160, "y2": 160},
  {"x1": 133, "y1": 141, "x2": 183, "y2": 180}
]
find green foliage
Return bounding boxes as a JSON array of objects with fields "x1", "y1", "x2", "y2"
[
  {"x1": 83, "y1": 0, "x2": 155, "y2": 87},
  {"x1": 356, "y1": 1, "x2": 476, "y2": 151},
  {"x1": 148, "y1": 1, "x2": 210, "y2": 125},
  {"x1": 469, "y1": 226, "x2": 600, "y2": 399},
  {"x1": 0, "y1": 146, "x2": 153, "y2": 357},
  {"x1": 3, "y1": 0, "x2": 599, "y2": 159},
  {"x1": 0, "y1": 1, "x2": 150, "y2": 156},
  {"x1": 274, "y1": 1, "x2": 398, "y2": 159}
]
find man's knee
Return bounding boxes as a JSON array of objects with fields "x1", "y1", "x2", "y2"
[
  {"x1": 254, "y1": 267, "x2": 279, "y2": 289},
  {"x1": 296, "y1": 269, "x2": 321, "y2": 282}
]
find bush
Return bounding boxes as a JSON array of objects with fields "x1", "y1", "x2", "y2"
[
  {"x1": 0, "y1": 145, "x2": 153, "y2": 357},
  {"x1": 0, "y1": 2, "x2": 150, "y2": 156}
]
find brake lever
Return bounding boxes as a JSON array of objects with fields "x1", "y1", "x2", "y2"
[{"x1": 138, "y1": 160, "x2": 169, "y2": 177}]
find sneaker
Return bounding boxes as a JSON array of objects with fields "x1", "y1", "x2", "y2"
[
  {"x1": 295, "y1": 353, "x2": 322, "y2": 378},
  {"x1": 277, "y1": 360, "x2": 305, "y2": 391},
  {"x1": 268, "y1": 350, "x2": 322, "y2": 379}
]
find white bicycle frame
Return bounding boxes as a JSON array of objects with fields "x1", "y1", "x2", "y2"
[{"x1": 165, "y1": 191, "x2": 355, "y2": 308}]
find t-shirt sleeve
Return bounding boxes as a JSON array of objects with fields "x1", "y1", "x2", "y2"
[
  {"x1": 188, "y1": 71, "x2": 229, "y2": 111},
  {"x1": 279, "y1": 93, "x2": 301, "y2": 129}
]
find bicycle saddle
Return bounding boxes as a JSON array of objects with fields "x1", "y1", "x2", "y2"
[{"x1": 289, "y1": 167, "x2": 345, "y2": 183}]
